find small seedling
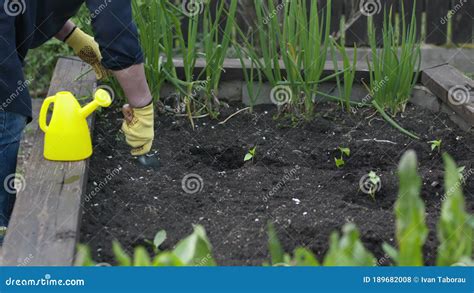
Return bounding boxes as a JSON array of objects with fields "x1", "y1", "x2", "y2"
[
  {"x1": 428, "y1": 140, "x2": 442, "y2": 153},
  {"x1": 368, "y1": 171, "x2": 381, "y2": 200},
  {"x1": 244, "y1": 147, "x2": 257, "y2": 162},
  {"x1": 335, "y1": 147, "x2": 351, "y2": 168},
  {"x1": 145, "y1": 230, "x2": 167, "y2": 253},
  {"x1": 335, "y1": 157, "x2": 345, "y2": 168},
  {"x1": 339, "y1": 147, "x2": 351, "y2": 157}
]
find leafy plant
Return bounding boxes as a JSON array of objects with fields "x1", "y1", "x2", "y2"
[
  {"x1": 436, "y1": 154, "x2": 473, "y2": 266},
  {"x1": 367, "y1": 171, "x2": 381, "y2": 200},
  {"x1": 367, "y1": 2, "x2": 421, "y2": 115},
  {"x1": 244, "y1": 147, "x2": 257, "y2": 162},
  {"x1": 267, "y1": 222, "x2": 375, "y2": 266},
  {"x1": 267, "y1": 223, "x2": 320, "y2": 266},
  {"x1": 384, "y1": 151, "x2": 427, "y2": 266},
  {"x1": 144, "y1": 230, "x2": 167, "y2": 254},
  {"x1": 76, "y1": 225, "x2": 215, "y2": 266},
  {"x1": 323, "y1": 224, "x2": 376, "y2": 266},
  {"x1": 335, "y1": 147, "x2": 350, "y2": 168},
  {"x1": 429, "y1": 139, "x2": 442, "y2": 153}
]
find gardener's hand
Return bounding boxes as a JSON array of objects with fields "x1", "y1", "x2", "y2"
[
  {"x1": 121, "y1": 103, "x2": 154, "y2": 156},
  {"x1": 65, "y1": 27, "x2": 109, "y2": 80}
]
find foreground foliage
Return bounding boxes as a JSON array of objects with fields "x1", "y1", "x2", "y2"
[
  {"x1": 78, "y1": 151, "x2": 473, "y2": 267},
  {"x1": 76, "y1": 225, "x2": 215, "y2": 266}
]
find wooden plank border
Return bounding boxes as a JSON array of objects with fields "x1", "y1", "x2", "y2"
[
  {"x1": 422, "y1": 64, "x2": 474, "y2": 126},
  {"x1": 1, "y1": 57, "x2": 96, "y2": 266}
]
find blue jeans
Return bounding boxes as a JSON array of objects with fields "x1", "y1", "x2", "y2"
[{"x1": 0, "y1": 111, "x2": 26, "y2": 228}]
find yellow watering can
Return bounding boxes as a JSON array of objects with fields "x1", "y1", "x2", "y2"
[{"x1": 39, "y1": 89, "x2": 112, "y2": 161}]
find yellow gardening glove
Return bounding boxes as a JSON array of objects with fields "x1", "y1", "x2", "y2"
[
  {"x1": 65, "y1": 27, "x2": 109, "y2": 80},
  {"x1": 121, "y1": 103, "x2": 155, "y2": 156}
]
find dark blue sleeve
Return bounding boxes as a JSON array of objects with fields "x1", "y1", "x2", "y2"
[
  {"x1": 0, "y1": 1, "x2": 31, "y2": 121},
  {"x1": 85, "y1": 0, "x2": 144, "y2": 71}
]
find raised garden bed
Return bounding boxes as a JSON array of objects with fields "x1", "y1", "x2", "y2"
[
  {"x1": 80, "y1": 88, "x2": 474, "y2": 266},
  {"x1": 3, "y1": 53, "x2": 473, "y2": 266}
]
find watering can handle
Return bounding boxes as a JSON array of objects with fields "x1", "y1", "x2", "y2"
[{"x1": 39, "y1": 96, "x2": 56, "y2": 133}]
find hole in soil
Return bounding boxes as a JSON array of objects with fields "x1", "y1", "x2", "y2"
[{"x1": 190, "y1": 145, "x2": 246, "y2": 171}]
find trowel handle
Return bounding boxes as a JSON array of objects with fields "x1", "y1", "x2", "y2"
[{"x1": 39, "y1": 96, "x2": 56, "y2": 133}]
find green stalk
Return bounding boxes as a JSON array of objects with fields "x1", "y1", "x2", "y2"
[{"x1": 372, "y1": 100, "x2": 419, "y2": 140}]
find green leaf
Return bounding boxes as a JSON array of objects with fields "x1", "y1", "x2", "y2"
[
  {"x1": 382, "y1": 243, "x2": 399, "y2": 264},
  {"x1": 335, "y1": 157, "x2": 345, "y2": 168},
  {"x1": 394, "y1": 150, "x2": 427, "y2": 266},
  {"x1": 323, "y1": 224, "x2": 376, "y2": 266},
  {"x1": 112, "y1": 241, "x2": 132, "y2": 266},
  {"x1": 436, "y1": 154, "x2": 473, "y2": 266},
  {"x1": 74, "y1": 244, "x2": 96, "y2": 266},
  {"x1": 267, "y1": 223, "x2": 285, "y2": 265},
  {"x1": 153, "y1": 230, "x2": 167, "y2": 250},
  {"x1": 173, "y1": 225, "x2": 216, "y2": 266},
  {"x1": 133, "y1": 247, "x2": 152, "y2": 266},
  {"x1": 244, "y1": 153, "x2": 254, "y2": 162},
  {"x1": 153, "y1": 252, "x2": 185, "y2": 266},
  {"x1": 339, "y1": 147, "x2": 351, "y2": 157},
  {"x1": 292, "y1": 248, "x2": 319, "y2": 266}
]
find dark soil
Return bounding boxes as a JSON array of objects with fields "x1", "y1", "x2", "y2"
[{"x1": 80, "y1": 101, "x2": 474, "y2": 266}]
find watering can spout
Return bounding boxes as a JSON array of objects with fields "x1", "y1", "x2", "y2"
[{"x1": 80, "y1": 89, "x2": 112, "y2": 118}]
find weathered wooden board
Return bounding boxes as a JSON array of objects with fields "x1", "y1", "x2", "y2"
[
  {"x1": 1, "y1": 57, "x2": 96, "y2": 266},
  {"x1": 172, "y1": 58, "x2": 372, "y2": 83},
  {"x1": 422, "y1": 64, "x2": 474, "y2": 126}
]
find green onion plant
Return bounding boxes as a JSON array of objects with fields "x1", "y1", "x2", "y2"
[
  {"x1": 367, "y1": 2, "x2": 421, "y2": 115},
  {"x1": 239, "y1": 0, "x2": 334, "y2": 119},
  {"x1": 329, "y1": 38, "x2": 357, "y2": 112},
  {"x1": 200, "y1": 0, "x2": 238, "y2": 117}
]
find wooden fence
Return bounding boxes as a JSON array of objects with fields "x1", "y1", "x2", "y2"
[
  {"x1": 209, "y1": 0, "x2": 473, "y2": 46},
  {"x1": 331, "y1": 0, "x2": 473, "y2": 45}
]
